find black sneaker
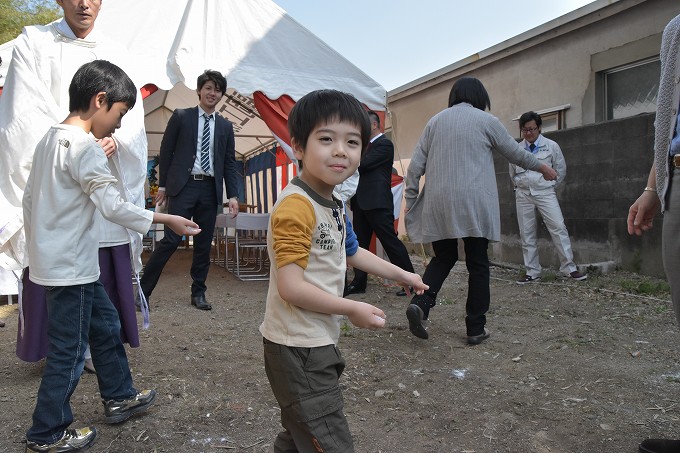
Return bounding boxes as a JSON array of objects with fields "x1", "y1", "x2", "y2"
[
  {"x1": 103, "y1": 389, "x2": 156, "y2": 424},
  {"x1": 26, "y1": 426, "x2": 97, "y2": 452}
]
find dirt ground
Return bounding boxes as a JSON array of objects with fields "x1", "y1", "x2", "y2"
[{"x1": 1, "y1": 249, "x2": 680, "y2": 453}]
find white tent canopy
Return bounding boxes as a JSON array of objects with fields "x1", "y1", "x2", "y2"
[{"x1": 0, "y1": 0, "x2": 387, "y2": 160}]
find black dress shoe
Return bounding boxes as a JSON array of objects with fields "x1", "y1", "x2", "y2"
[
  {"x1": 135, "y1": 294, "x2": 151, "y2": 313},
  {"x1": 467, "y1": 328, "x2": 490, "y2": 345},
  {"x1": 343, "y1": 282, "x2": 366, "y2": 297},
  {"x1": 191, "y1": 295, "x2": 212, "y2": 310},
  {"x1": 396, "y1": 287, "x2": 413, "y2": 297},
  {"x1": 639, "y1": 438, "x2": 680, "y2": 453},
  {"x1": 82, "y1": 358, "x2": 97, "y2": 375},
  {"x1": 406, "y1": 304, "x2": 428, "y2": 339}
]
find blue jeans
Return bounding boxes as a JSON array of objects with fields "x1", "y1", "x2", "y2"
[{"x1": 27, "y1": 281, "x2": 137, "y2": 444}]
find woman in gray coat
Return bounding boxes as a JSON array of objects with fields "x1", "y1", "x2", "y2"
[{"x1": 404, "y1": 77, "x2": 557, "y2": 344}]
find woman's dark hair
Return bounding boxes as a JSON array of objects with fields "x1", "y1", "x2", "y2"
[
  {"x1": 69, "y1": 60, "x2": 136, "y2": 112},
  {"x1": 448, "y1": 77, "x2": 491, "y2": 111}
]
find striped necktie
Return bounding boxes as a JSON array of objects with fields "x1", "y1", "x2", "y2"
[{"x1": 200, "y1": 113, "x2": 212, "y2": 173}]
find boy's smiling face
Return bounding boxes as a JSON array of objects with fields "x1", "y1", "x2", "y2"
[
  {"x1": 91, "y1": 99, "x2": 129, "y2": 139},
  {"x1": 293, "y1": 120, "x2": 362, "y2": 198}
]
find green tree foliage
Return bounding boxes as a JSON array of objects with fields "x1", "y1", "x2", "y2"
[{"x1": 0, "y1": 0, "x2": 61, "y2": 44}]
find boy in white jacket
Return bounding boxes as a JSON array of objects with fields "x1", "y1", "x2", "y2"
[{"x1": 23, "y1": 60, "x2": 200, "y2": 453}]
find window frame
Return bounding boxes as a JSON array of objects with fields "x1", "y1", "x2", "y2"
[{"x1": 601, "y1": 56, "x2": 660, "y2": 121}]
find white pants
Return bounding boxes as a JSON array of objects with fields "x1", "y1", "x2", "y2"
[{"x1": 515, "y1": 190, "x2": 577, "y2": 277}]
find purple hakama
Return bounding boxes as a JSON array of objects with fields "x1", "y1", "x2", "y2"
[{"x1": 16, "y1": 244, "x2": 140, "y2": 362}]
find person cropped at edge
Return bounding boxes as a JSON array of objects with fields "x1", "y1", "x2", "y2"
[
  {"x1": 140, "y1": 70, "x2": 239, "y2": 311},
  {"x1": 510, "y1": 111, "x2": 587, "y2": 284},
  {"x1": 345, "y1": 110, "x2": 415, "y2": 297},
  {"x1": 22, "y1": 59, "x2": 200, "y2": 453},
  {"x1": 0, "y1": 0, "x2": 148, "y2": 369},
  {"x1": 628, "y1": 13, "x2": 680, "y2": 453},
  {"x1": 260, "y1": 89, "x2": 427, "y2": 453},
  {"x1": 403, "y1": 77, "x2": 557, "y2": 343}
]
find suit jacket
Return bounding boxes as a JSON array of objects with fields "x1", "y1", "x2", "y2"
[
  {"x1": 351, "y1": 135, "x2": 394, "y2": 211},
  {"x1": 158, "y1": 107, "x2": 238, "y2": 205}
]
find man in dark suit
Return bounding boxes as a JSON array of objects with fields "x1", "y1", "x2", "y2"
[
  {"x1": 345, "y1": 111, "x2": 415, "y2": 296},
  {"x1": 140, "y1": 70, "x2": 239, "y2": 310}
]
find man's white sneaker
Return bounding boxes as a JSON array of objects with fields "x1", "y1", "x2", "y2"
[{"x1": 516, "y1": 275, "x2": 541, "y2": 285}]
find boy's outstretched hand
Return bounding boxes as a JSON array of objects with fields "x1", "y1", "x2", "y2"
[
  {"x1": 166, "y1": 215, "x2": 201, "y2": 236},
  {"x1": 347, "y1": 301, "x2": 386, "y2": 329},
  {"x1": 396, "y1": 273, "x2": 429, "y2": 297}
]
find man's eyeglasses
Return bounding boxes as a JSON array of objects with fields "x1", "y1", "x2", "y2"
[{"x1": 521, "y1": 127, "x2": 539, "y2": 134}]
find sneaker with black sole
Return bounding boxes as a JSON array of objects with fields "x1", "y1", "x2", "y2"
[
  {"x1": 25, "y1": 426, "x2": 97, "y2": 452},
  {"x1": 569, "y1": 271, "x2": 587, "y2": 281},
  {"x1": 406, "y1": 304, "x2": 428, "y2": 339},
  {"x1": 516, "y1": 275, "x2": 541, "y2": 285},
  {"x1": 103, "y1": 389, "x2": 156, "y2": 424},
  {"x1": 467, "y1": 328, "x2": 490, "y2": 345}
]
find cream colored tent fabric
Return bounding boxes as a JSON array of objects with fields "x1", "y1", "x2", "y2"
[{"x1": 95, "y1": 0, "x2": 386, "y2": 158}]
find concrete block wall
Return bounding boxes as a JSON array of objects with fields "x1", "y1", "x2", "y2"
[{"x1": 493, "y1": 112, "x2": 664, "y2": 277}]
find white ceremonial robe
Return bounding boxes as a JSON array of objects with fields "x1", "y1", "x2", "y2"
[{"x1": 0, "y1": 19, "x2": 148, "y2": 273}]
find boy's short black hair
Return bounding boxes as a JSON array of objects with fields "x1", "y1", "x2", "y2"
[
  {"x1": 288, "y1": 89, "x2": 371, "y2": 153},
  {"x1": 519, "y1": 111, "x2": 542, "y2": 129},
  {"x1": 197, "y1": 70, "x2": 227, "y2": 93},
  {"x1": 448, "y1": 77, "x2": 491, "y2": 111},
  {"x1": 69, "y1": 60, "x2": 137, "y2": 113}
]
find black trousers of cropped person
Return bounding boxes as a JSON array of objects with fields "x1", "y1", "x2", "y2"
[
  {"x1": 421, "y1": 237, "x2": 490, "y2": 336},
  {"x1": 140, "y1": 178, "x2": 218, "y2": 299},
  {"x1": 351, "y1": 206, "x2": 414, "y2": 286}
]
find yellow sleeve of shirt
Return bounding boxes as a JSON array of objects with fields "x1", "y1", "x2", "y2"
[{"x1": 271, "y1": 194, "x2": 315, "y2": 269}]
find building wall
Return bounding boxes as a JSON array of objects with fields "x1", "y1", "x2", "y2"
[
  {"x1": 388, "y1": 0, "x2": 678, "y2": 161},
  {"x1": 386, "y1": 0, "x2": 678, "y2": 277},
  {"x1": 494, "y1": 113, "x2": 663, "y2": 277}
]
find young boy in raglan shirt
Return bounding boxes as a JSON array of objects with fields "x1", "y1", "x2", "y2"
[{"x1": 260, "y1": 89, "x2": 427, "y2": 453}]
